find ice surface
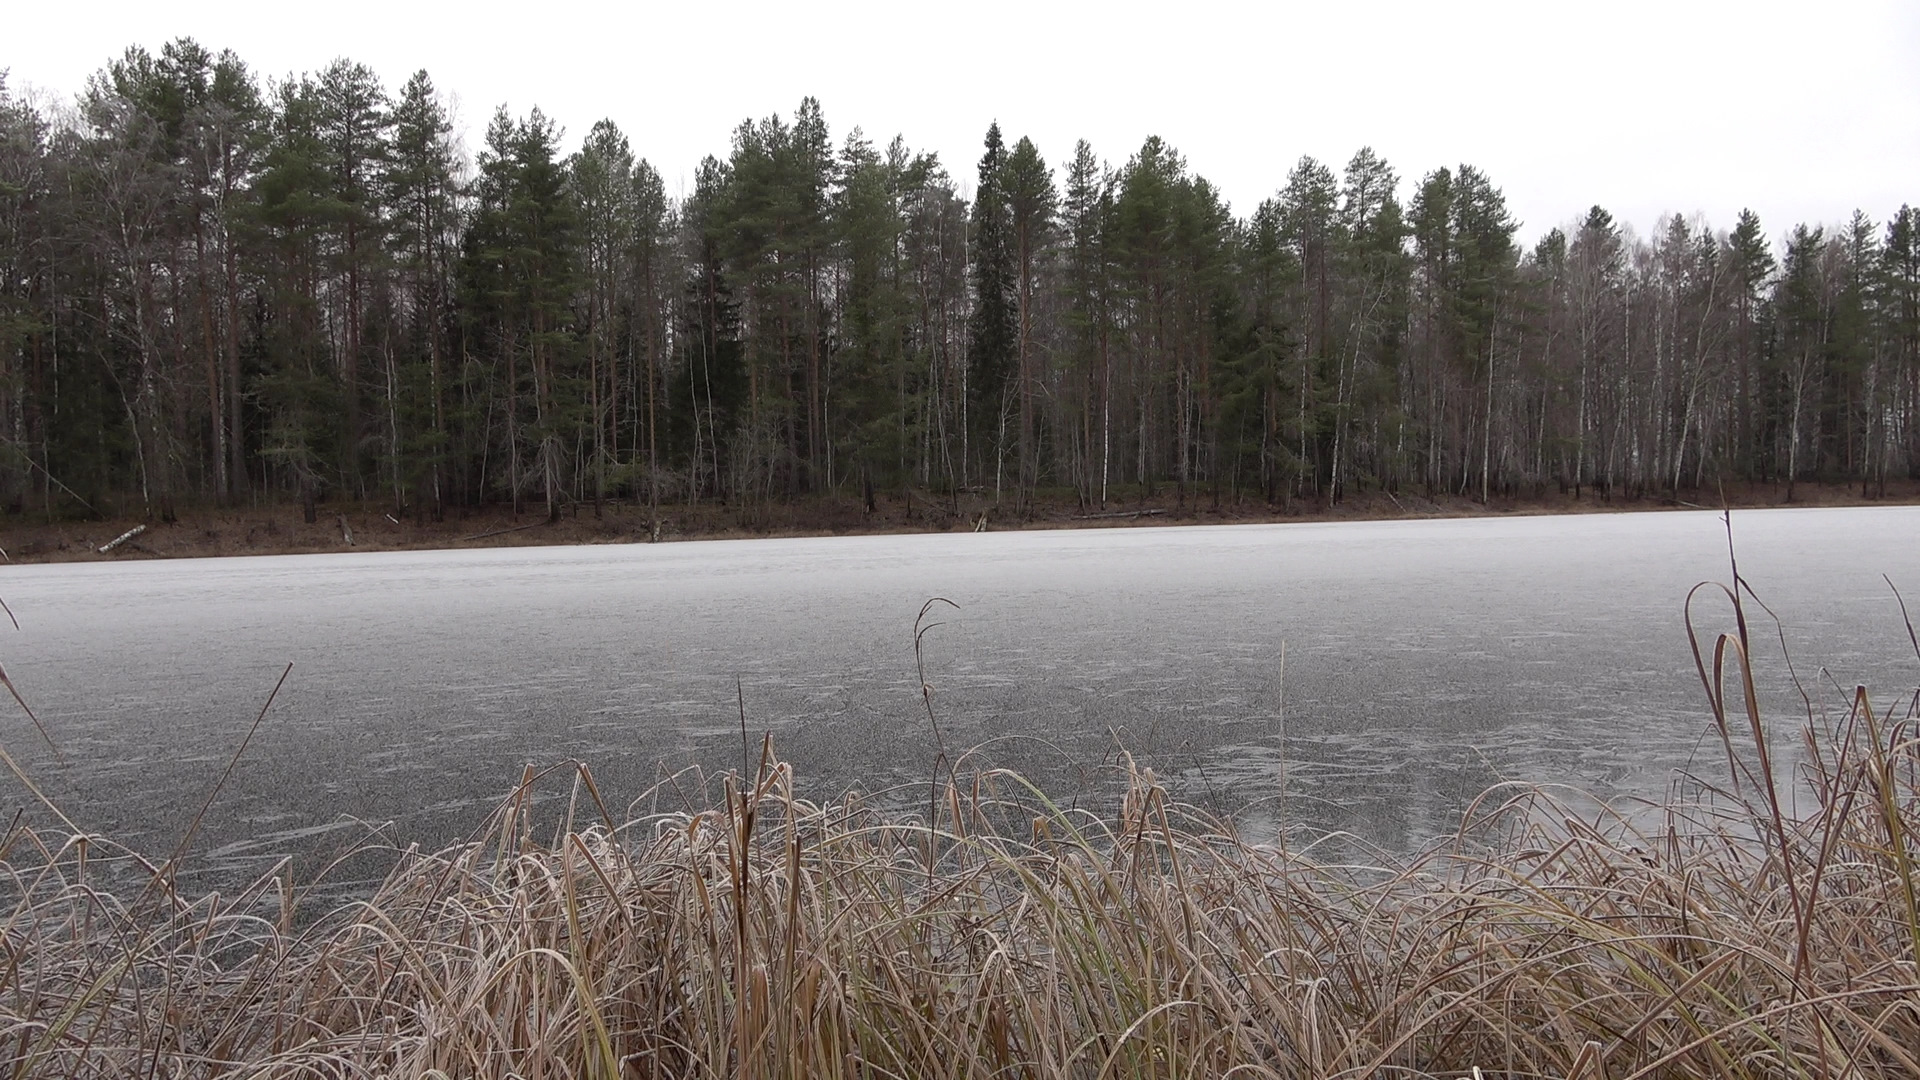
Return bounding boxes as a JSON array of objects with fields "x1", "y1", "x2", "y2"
[{"x1": 2, "y1": 506, "x2": 1916, "y2": 881}]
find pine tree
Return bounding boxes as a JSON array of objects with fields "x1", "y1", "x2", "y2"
[
  {"x1": 313, "y1": 59, "x2": 390, "y2": 492},
  {"x1": 1334, "y1": 147, "x2": 1409, "y2": 499},
  {"x1": 1228, "y1": 194, "x2": 1299, "y2": 503},
  {"x1": 1060, "y1": 140, "x2": 1115, "y2": 505},
  {"x1": 81, "y1": 47, "x2": 201, "y2": 519},
  {"x1": 572, "y1": 118, "x2": 636, "y2": 514},
  {"x1": 251, "y1": 75, "x2": 337, "y2": 519},
  {"x1": 194, "y1": 48, "x2": 262, "y2": 502},
  {"x1": 384, "y1": 70, "x2": 458, "y2": 516},
  {"x1": 627, "y1": 157, "x2": 670, "y2": 520},
  {"x1": 791, "y1": 97, "x2": 834, "y2": 488},
  {"x1": 675, "y1": 155, "x2": 746, "y2": 503},
  {"x1": 1279, "y1": 156, "x2": 1340, "y2": 494},
  {"x1": 512, "y1": 110, "x2": 580, "y2": 522},
  {"x1": 1408, "y1": 168, "x2": 1454, "y2": 494}
]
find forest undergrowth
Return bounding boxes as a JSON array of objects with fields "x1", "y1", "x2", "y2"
[
  {"x1": 1, "y1": 544, "x2": 1918, "y2": 1078},
  {"x1": 6, "y1": 478, "x2": 1919, "y2": 565}
]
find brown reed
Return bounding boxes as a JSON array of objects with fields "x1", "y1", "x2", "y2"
[{"x1": 1, "y1": 587, "x2": 1916, "y2": 1078}]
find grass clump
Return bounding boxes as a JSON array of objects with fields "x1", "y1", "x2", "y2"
[{"x1": 3, "y1": 588, "x2": 1919, "y2": 1077}]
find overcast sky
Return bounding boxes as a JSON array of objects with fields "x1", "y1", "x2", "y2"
[{"x1": 9, "y1": 0, "x2": 1917, "y2": 245}]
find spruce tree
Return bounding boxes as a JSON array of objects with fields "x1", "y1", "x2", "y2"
[
  {"x1": 1728, "y1": 209, "x2": 1775, "y2": 477},
  {"x1": 1002, "y1": 135, "x2": 1056, "y2": 505},
  {"x1": 834, "y1": 128, "x2": 915, "y2": 500},
  {"x1": 0, "y1": 74, "x2": 50, "y2": 512},
  {"x1": 463, "y1": 107, "x2": 580, "y2": 520},
  {"x1": 967, "y1": 122, "x2": 1016, "y2": 491},
  {"x1": 1883, "y1": 207, "x2": 1920, "y2": 479}
]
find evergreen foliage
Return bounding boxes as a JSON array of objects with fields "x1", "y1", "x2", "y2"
[{"x1": 3, "y1": 40, "x2": 1918, "y2": 522}]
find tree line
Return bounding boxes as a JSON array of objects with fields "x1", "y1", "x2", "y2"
[{"x1": 4, "y1": 40, "x2": 1918, "y2": 527}]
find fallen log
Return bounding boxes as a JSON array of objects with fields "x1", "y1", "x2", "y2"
[
  {"x1": 98, "y1": 524, "x2": 147, "y2": 554},
  {"x1": 1070, "y1": 508, "x2": 1167, "y2": 521},
  {"x1": 458, "y1": 520, "x2": 550, "y2": 542}
]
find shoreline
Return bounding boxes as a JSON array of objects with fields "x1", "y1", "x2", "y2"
[{"x1": 4, "y1": 478, "x2": 1916, "y2": 564}]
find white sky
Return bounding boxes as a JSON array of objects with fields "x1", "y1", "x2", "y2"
[{"x1": 9, "y1": 0, "x2": 1918, "y2": 245}]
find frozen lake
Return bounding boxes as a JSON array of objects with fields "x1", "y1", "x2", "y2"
[{"x1": 2, "y1": 506, "x2": 1918, "y2": 882}]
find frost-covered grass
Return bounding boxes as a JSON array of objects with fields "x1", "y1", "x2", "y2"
[{"x1": 2, "y1": 583, "x2": 1917, "y2": 1078}]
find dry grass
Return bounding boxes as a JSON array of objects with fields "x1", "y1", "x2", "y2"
[{"x1": 2, "y1": 585, "x2": 1918, "y2": 1078}]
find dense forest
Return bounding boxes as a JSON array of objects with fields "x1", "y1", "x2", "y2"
[{"x1": 3, "y1": 41, "x2": 1917, "y2": 527}]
